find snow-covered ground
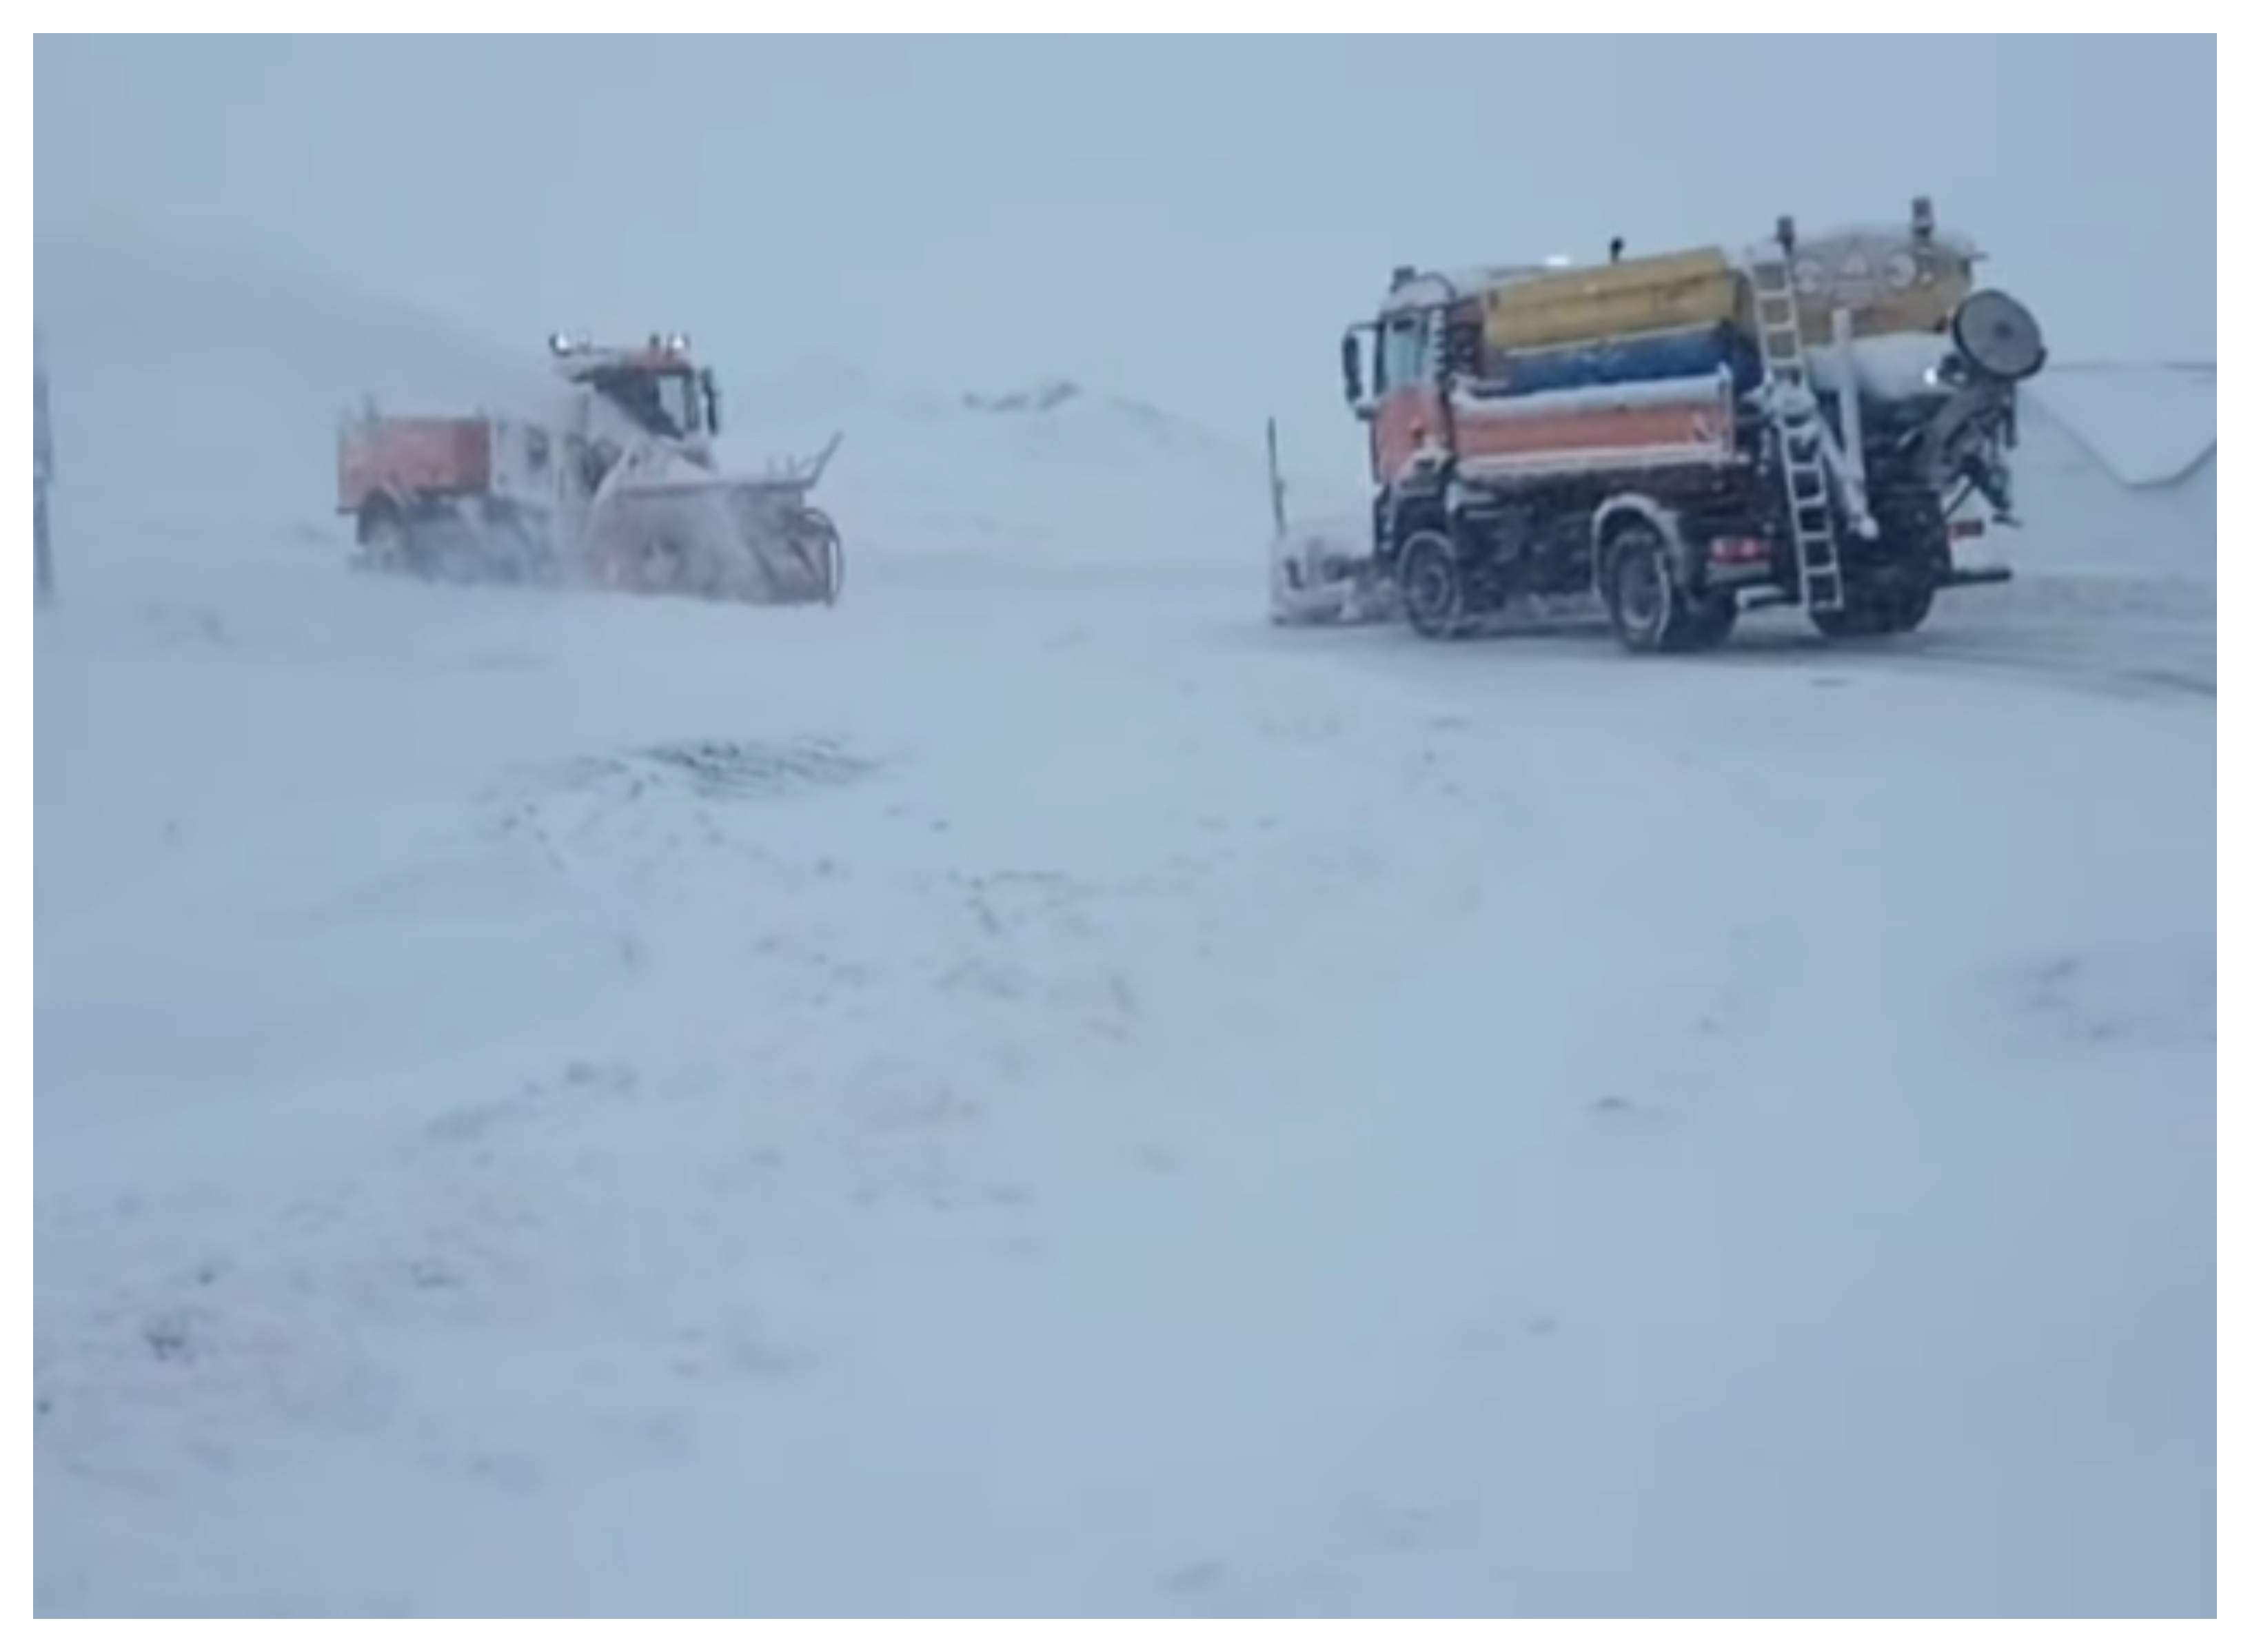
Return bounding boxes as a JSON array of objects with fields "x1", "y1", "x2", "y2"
[{"x1": 34, "y1": 236, "x2": 2215, "y2": 1616}]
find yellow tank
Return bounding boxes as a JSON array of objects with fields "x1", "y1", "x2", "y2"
[
  {"x1": 1479, "y1": 234, "x2": 1975, "y2": 355},
  {"x1": 1787, "y1": 230, "x2": 1974, "y2": 344},
  {"x1": 1481, "y1": 249, "x2": 1749, "y2": 353}
]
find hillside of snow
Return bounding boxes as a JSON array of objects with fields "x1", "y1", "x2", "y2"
[
  {"x1": 2006, "y1": 373, "x2": 2217, "y2": 582},
  {"x1": 34, "y1": 234, "x2": 2214, "y2": 1616},
  {"x1": 716, "y1": 370, "x2": 1296, "y2": 580},
  {"x1": 35, "y1": 231, "x2": 561, "y2": 565},
  {"x1": 2029, "y1": 365, "x2": 2216, "y2": 489}
]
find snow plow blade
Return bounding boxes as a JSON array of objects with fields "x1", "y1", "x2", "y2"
[
  {"x1": 586, "y1": 436, "x2": 844, "y2": 605},
  {"x1": 1269, "y1": 523, "x2": 1397, "y2": 625},
  {"x1": 1262, "y1": 418, "x2": 1394, "y2": 625}
]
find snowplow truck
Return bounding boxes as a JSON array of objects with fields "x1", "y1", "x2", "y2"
[
  {"x1": 1279, "y1": 200, "x2": 2044, "y2": 650},
  {"x1": 336, "y1": 335, "x2": 842, "y2": 605}
]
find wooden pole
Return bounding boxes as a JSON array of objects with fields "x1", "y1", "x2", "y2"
[
  {"x1": 34, "y1": 332, "x2": 54, "y2": 606},
  {"x1": 1265, "y1": 416, "x2": 1287, "y2": 539}
]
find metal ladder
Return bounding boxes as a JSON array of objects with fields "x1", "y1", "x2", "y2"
[{"x1": 1747, "y1": 244, "x2": 1846, "y2": 613}]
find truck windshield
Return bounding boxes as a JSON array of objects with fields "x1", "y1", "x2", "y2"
[
  {"x1": 592, "y1": 368, "x2": 698, "y2": 438},
  {"x1": 1380, "y1": 314, "x2": 1428, "y2": 390},
  {"x1": 656, "y1": 371, "x2": 700, "y2": 436}
]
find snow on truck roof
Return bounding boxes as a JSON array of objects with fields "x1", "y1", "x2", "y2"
[
  {"x1": 1377, "y1": 225, "x2": 1980, "y2": 314},
  {"x1": 549, "y1": 334, "x2": 700, "y2": 376},
  {"x1": 1380, "y1": 265, "x2": 1552, "y2": 313}
]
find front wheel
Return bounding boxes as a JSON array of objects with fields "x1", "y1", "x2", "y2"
[
  {"x1": 1399, "y1": 529, "x2": 1466, "y2": 640},
  {"x1": 797, "y1": 507, "x2": 844, "y2": 605}
]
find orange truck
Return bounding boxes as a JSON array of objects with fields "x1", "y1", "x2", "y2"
[
  {"x1": 1275, "y1": 200, "x2": 2043, "y2": 651},
  {"x1": 336, "y1": 336, "x2": 842, "y2": 604}
]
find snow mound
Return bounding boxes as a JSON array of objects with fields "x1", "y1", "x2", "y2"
[
  {"x1": 715, "y1": 363, "x2": 1273, "y2": 575},
  {"x1": 2025, "y1": 365, "x2": 2215, "y2": 488},
  {"x1": 963, "y1": 378, "x2": 1084, "y2": 414},
  {"x1": 2005, "y1": 371, "x2": 2216, "y2": 581}
]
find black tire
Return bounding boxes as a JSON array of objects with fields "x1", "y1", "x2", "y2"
[
  {"x1": 356, "y1": 502, "x2": 411, "y2": 573},
  {"x1": 1602, "y1": 523, "x2": 1693, "y2": 654},
  {"x1": 1883, "y1": 584, "x2": 1935, "y2": 634},
  {"x1": 1811, "y1": 604, "x2": 1881, "y2": 640},
  {"x1": 1399, "y1": 529, "x2": 1466, "y2": 640},
  {"x1": 799, "y1": 507, "x2": 844, "y2": 605},
  {"x1": 1680, "y1": 593, "x2": 1738, "y2": 650},
  {"x1": 1812, "y1": 584, "x2": 1934, "y2": 639}
]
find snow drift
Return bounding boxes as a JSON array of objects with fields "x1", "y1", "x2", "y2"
[{"x1": 2006, "y1": 367, "x2": 2216, "y2": 581}]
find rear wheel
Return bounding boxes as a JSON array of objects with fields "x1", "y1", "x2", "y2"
[
  {"x1": 1812, "y1": 603, "x2": 1881, "y2": 640},
  {"x1": 1603, "y1": 524, "x2": 1696, "y2": 653},
  {"x1": 1812, "y1": 583, "x2": 1934, "y2": 638},
  {"x1": 1884, "y1": 584, "x2": 1935, "y2": 633},
  {"x1": 356, "y1": 503, "x2": 412, "y2": 574},
  {"x1": 1399, "y1": 529, "x2": 1466, "y2": 640},
  {"x1": 1680, "y1": 592, "x2": 1738, "y2": 649}
]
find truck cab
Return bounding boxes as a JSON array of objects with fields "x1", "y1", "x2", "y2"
[
  {"x1": 1342, "y1": 266, "x2": 1543, "y2": 484},
  {"x1": 549, "y1": 334, "x2": 721, "y2": 442}
]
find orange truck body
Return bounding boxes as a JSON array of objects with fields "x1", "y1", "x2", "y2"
[{"x1": 337, "y1": 418, "x2": 494, "y2": 514}]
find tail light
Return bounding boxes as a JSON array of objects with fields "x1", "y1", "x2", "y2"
[
  {"x1": 1949, "y1": 518, "x2": 1986, "y2": 540},
  {"x1": 1710, "y1": 535, "x2": 1770, "y2": 566}
]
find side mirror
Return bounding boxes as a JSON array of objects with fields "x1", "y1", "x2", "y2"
[
  {"x1": 700, "y1": 369, "x2": 722, "y2": 434},
  {"x1": 1341, "y1": 334, "x2": 1364, "y2": 406}
]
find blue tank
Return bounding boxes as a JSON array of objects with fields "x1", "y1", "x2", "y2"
[{"x1": 1480, "y1": 325, "x2": 1762, "y2": 398}]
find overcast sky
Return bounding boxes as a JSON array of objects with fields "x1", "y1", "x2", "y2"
[{"x1": 36, "y1": 34, "x2": 2215, "y2": 477}]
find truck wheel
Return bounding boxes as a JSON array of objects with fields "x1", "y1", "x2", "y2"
[
  {"x1": 798, "y1": 507, "x2": 844, "y2": 605},
  {"x1": 1681, "y1": 593, "x2": 1738, "y2": 649},
  {"x1": 1603, "y1": 523, "x2": 1691, "y2": 653},
  {"x1": 357, "y1": 504, "x2": 409, "y2": 573},
  {"x1": 1813, "y1": 587, "x2": 1932, "y2": 638},
  {"x1": 1884, "y1": 585, "x2": 1935, "y2": 634},
  {"x1": 1812, "y1": 603, "x2": 1883, "y2": 640},
  {"x1": 1399, "y1": 530, "x2": 1466, "y2": 640}
]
